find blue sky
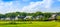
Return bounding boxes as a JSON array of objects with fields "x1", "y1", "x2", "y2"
[{"x1": 0, "y1": 0, "x2": 60, "y2": 14}]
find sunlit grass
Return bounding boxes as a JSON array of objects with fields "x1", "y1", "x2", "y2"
[{"x1": 0, "y1": 21, "x2": 58, "y2": 27}]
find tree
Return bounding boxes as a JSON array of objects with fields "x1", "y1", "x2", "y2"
[
  {"x1": 0, "y1": 14, "x2": 6, "y2": 20},
  {"x1": 5, "y1": 12, "x2": 18, "y2": 20},
  {"x1": 43, "y1": 13, "x2": 52, "y2": 20},
  {"x1": 32, "y1": 11, "x2": 43, "y2": 17},
  {"x1": 0, "y1": 14, "x2": 5, "y2": 18}
]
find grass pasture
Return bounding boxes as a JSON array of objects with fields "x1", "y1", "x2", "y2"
[{"x1": 0, "y1": 21, "x2": 59, "y2": 27}]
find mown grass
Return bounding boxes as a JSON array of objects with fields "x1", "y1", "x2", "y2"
[{"x1": 0, "y1": 21, "x2": 58, "y2": 27}]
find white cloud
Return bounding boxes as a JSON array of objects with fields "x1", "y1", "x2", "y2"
[
  {"x1": 0, "y1": 0, "x2": 55, "y2": 14},
  {"x1": 21, "y1": 0, "x2": 53, "y2": 13},
  {"x1": 0, "y1": 1, "x2": 21, "y2": 14}
]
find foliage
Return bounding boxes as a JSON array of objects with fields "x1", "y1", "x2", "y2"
[{"x1": 0, "y1": 11, "x2": 59, "y2": 21}]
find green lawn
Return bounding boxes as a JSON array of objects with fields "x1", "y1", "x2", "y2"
[{"x1": 0, "y1": 21, "x2": 59, "y2": 27}]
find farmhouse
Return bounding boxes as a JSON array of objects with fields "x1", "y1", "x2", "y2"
[
  {"x1": 0, "y1": 18, "x2": 5, "y2": 20},
  {"x1": 24, "y1": 16, "x2": 32, "y2": 19},
  {"x1": 36, "y1": 15, "x2": 44, "y2": 19},
  {"x1": 5, "y1": 18, "x2": 10, "y2": 20},
  {"x1": 0, "y1": 14, "x2": 60, "y2": 21},
  {"x1": 48, "y1": 14, "x2": 57, "y2": 20}
]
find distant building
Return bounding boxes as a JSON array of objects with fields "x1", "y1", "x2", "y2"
[
  {"x1": 1, "y1": 18, "x2": 5, "y2": 20},
  {"x1": 36, "y1": 15, "x2": 44, "y2": 19},
  {"x1": 24, "y1": 16, "x2": 32, "y2": 19},
  {"x1": 5, "y1": 18, "x2": 10, "y2": 20},
  {"x1": 15, "y1": 17, "x2": 18, "y2": 20},
  {"x1": 17, "y1": 15, "x2": 26, "y2": 20},
  {"x1": 48, "y1": 14, "x2": 57, "y2": 20}
]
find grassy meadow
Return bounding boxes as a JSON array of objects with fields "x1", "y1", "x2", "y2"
[{"x1": 0, "y1": 21, "x2": 59, "y2": 27}]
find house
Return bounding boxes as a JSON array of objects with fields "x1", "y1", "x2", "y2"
[
  {"x1": 5, "y1": 18, "x2": 10, "y2": 20},
  {"x1": 17, "y1": 15, "x2": 26, "y2": 20},
  {"x1": 5, "y1": 17, "x2": 18, "y2": 20},
  {"x1": 24, "y1": 16, "x2": 32, "y2": 19},
  {"x1": 0, "y1": 18, "x2": 5, "y2": 20},
  {"x1": 36, "y1": 15, "x2": 44, "y2": 19},
  {"x1": 14, "y1": 17, "x2": 18, "y2": 20},
  {"x1": 48, "y1": 14, "x2": 57, "y2": 20}
]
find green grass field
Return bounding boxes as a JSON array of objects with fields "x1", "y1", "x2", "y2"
[{"x1": 0, "y1": 21, "x2": 59, "y2": 27}]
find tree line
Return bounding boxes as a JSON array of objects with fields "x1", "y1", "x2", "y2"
[{"x1": 0, "y1": 11, "x2": 60, "y2": 21}]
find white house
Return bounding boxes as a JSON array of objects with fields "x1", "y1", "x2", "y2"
[
  {"x1": 15, "y1": 17, "x2": 18, "y2": 20},
  {"x1": 5, "y1": 18, "x2": 10, "y2": 20},
  {"x1": 1, "y1": 18, "x2": 5, "y2": 20},
  {"x1": 48, "y1": 14, "x2": 57, "y2": 20},
  {"x1": 24, "y1": 16, "x2": 32, "y2": 19},
  {"x1": 36, "y1": 15, "x2": 44, "y2": 19}
]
